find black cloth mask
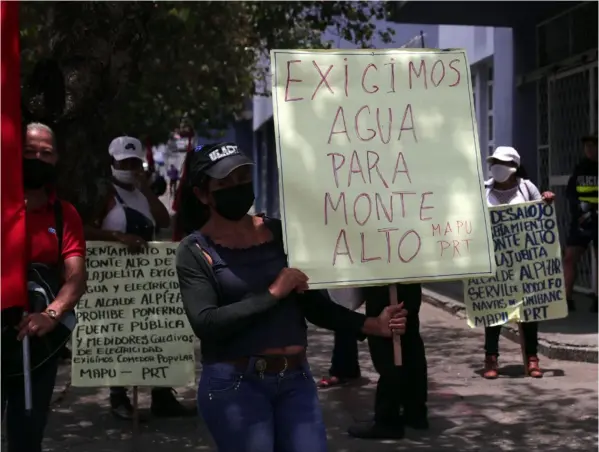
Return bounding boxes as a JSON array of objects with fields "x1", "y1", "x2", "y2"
[
  {"x1": 211, "y1": 182, "x2": 255, "y2": 221},
  {"x1": 23, "y1": 158, "x2": 57, "y2": 189}
]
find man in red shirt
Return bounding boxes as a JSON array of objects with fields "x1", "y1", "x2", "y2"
[{"x1": 1, "y1": 123, "x2": 87, "y2": 452}]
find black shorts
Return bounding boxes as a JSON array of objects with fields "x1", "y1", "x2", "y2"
[
  {"x1": 567, "y1": 222, "x2": 598, "y2": 249},
  {"x1": 169, "y1": 179, "x2": 178, "y2": 186}
]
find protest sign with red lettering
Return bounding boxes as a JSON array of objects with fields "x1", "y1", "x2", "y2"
[{"x1": 270, "y1": 49, "x2": 495, "y2": 289}]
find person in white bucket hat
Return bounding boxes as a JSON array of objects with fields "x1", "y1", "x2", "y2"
[{"x1": 482, "y1": 146, "x2": 555, "y2": 379}]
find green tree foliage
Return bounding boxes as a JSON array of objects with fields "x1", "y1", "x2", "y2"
[{"x1": 19, "y1": 1, "x2": 394, "y2": 214}]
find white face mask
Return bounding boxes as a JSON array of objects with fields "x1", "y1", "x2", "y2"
[
  {"x1": 490, "y1": 165, "x2": 516, "y2": 183},
  {"x1": 112, "y1": 167, "x2": 136, "y2": 185}
]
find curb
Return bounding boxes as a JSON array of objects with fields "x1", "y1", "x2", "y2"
[{"x1": 422, "y1": 289, "x2": 598, "y2": 364}]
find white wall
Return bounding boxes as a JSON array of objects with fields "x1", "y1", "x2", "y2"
[{"x1": 438, "y1": 25, "x2": 494, "y2": 64}]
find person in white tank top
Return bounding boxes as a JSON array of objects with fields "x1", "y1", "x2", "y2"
[
  {"x1": 83, "y1": 136, "x2": 195, "y2": 420},
  {"x1": 482, "y1": 146, "x2": 555, "y2": 380}
]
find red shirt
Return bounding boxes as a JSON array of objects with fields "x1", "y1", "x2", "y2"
[{"x1": 27, "y1": 192, "x2": 86, "y2": 264}]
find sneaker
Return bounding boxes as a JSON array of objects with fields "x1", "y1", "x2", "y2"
[
  {"x1": 110, "y1": 393, "x2": 134, "y2": 420},
  {"x1": 150, "y1": 388, "x2": 196, "y2": 418},
  {"x1": 483, "y1": 355, "x2": 499, "y2": 379}
]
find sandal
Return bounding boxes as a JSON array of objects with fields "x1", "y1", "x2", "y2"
[
  {"x1": 527, "y1": 356, "x2": 543, "y2": 378},
  {"x1": 317, "y1": 376, "x2": 348, "y2": 389}
]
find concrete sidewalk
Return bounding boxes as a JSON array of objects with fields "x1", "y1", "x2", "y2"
[
  {"x1": 27, "y1": 303, "x2": 598, "y2": 451},
  {"x1": 423, "y1": 281, "x2": 598, "y2": 363}
]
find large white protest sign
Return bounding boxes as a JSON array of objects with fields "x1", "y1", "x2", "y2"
[
  {"x1": 71, "y1": 242, "x2": 195, "y2": 387},
  {"x1": 464, "y1": 201, "x2": 569, "y2": 327},
  {"x1": 270, "y1": 48, "x2": 495, "y2": 289}
]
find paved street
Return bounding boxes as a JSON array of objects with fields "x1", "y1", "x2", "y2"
[{"x1": 35, "y1": 303, "x2": 598, "y2": 452}]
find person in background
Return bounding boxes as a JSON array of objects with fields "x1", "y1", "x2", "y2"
[
  {"x1": 481, "y1": 146, "x2": 555, "y2": 379},
  {"x1": 167, "y1": 163, "x2": 180, "y2": 198},
  {"x1": 2, "y1": 123, "x2": 87, "y2": 452},
  {"x1": 83, "y1": 136, "x2": 194, "y2": 419},
  {"x1": 318, "y1": 290, "x2": 363, "y2": 389},
  {"x1": 348, "y1": 283, "x2": 427, "y2": 440},
  {"x1": 317, "y1": 331, "x2": 361, "y2": 389},
  {"x1": 563, "y1": 133, "x2": 598, "y2": 313},
  {"x1": 175, "y1": 142, "x2": 408, "y2": 452}
]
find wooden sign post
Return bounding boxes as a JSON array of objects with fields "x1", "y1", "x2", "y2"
[
  {"x1": 389, "y1": 285, "x2": 403, "y2": 366},
  {"x1": 518, "y1": 324, "x2": 528, "y2": 377}
]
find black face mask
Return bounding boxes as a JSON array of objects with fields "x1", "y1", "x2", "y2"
[
  {"x1": 23, "y1": 158, "x2": 57, "y2": 189},
  {"x1": 211, "y1": 182, "x2": 255, "y2": 221}
]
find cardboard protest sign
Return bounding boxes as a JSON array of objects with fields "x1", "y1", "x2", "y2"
[
  {"x1": 464, "y1": 201, "x2": 568, "y2": 327},
  {"x1": 71, "y1": 242, "x2": 195, "y2": 387},
  {"x1": 270, "y1": 48, "x2": 495, "y2": 289}
]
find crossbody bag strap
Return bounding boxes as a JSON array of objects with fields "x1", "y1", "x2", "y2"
[
  {"x1": 189, "y1": 234, "x2": 223, "y2": 300},
  {"x1": 53, "y1": 200, "x2": 64, "y2": 263}
]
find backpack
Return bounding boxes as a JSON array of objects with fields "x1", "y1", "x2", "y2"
[{"x1": 2, "y1": 201, "x2": 77, "y2": 378}]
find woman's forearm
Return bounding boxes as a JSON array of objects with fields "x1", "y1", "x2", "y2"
[{"x1": 302, "y1": 290, "x2": 367, "y2": 338}]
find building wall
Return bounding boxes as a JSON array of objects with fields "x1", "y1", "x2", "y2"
[
  {"x1": 437, "y1": 26, "x2": 514, "y2": 178},
  {"x1": 438, "y1": 25, "x2": 494, "y2": 64}
]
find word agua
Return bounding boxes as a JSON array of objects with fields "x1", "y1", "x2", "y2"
[{"x1": 85, "y1": 280, "x2": 179, "y2": 294}]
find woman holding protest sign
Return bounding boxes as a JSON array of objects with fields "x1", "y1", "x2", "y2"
[
  {"x1": 483, "y1": 146, "x2": 555, "y2": 379},
  {"x1": 175, "y1": 142, "x2": 408, "y2": 452}
]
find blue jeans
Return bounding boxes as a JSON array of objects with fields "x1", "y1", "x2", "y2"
[
  {"x1": 1, "y1": 358, "x2": 59, "y2": 452},
  {"x1": 198, "y1": 359, "x2": 328, "y2": 452}
]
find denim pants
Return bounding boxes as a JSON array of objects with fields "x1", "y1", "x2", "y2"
[
  {"x1": 1, "y1": 358, "x2": 59, "y2": 452},
  {"x1": 198, "y1": 358, "x2": 328, "y2": 452},
  {"x1": 329, "y1": 331, "x2": 360, "y2": 379}
]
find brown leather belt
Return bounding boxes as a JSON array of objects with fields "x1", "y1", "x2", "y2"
[{"x1": 228, "y1": 352, "x2": 306, "y2": 374}]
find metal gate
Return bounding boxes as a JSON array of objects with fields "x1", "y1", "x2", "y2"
[{"x1": 544, "y1": 63, "x2": 598, "y2": 293}]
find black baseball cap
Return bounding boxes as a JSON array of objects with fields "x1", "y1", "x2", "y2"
[{"x1": 189, "y1": 142, "x2": 253, "y2": 180}]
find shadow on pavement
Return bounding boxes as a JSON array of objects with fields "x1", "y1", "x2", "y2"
[{"x1": 38, "y1": 317, "x2": 598, "y2": 452}]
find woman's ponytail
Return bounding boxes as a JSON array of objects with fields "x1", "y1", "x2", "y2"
[{"x1": 172, "y1": 150, "x2": 209, "y2": 240}]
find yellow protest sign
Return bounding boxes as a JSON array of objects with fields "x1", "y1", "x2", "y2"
[
  {"x1": 464, "y1": 201, "x2": 569, "y2": 328},
  {"x1": 71, "y1": 242, "x2": 196, "y2": 387},
  {"x1": 270, "y1": 49, "x2": 495, "y2": 289}
]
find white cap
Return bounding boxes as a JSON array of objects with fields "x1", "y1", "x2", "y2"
[
  {"x1": 487, "y1": 146, "x2": 520, "y2": 166},
  {"x1": 109, "y1": 136, "x2": 144, "y2": 161}
]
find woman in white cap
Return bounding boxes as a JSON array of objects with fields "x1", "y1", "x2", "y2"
[
  {"x1": 483, "y1": 146, "x2": 555, "y2": 379},
  {"x1": 84, "y1": 136, "x2": 193, "y2": 419}
]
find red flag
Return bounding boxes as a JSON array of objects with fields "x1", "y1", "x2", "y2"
[{"x1": 1, "y1": 0, "x2": 28, "y2": 310}]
